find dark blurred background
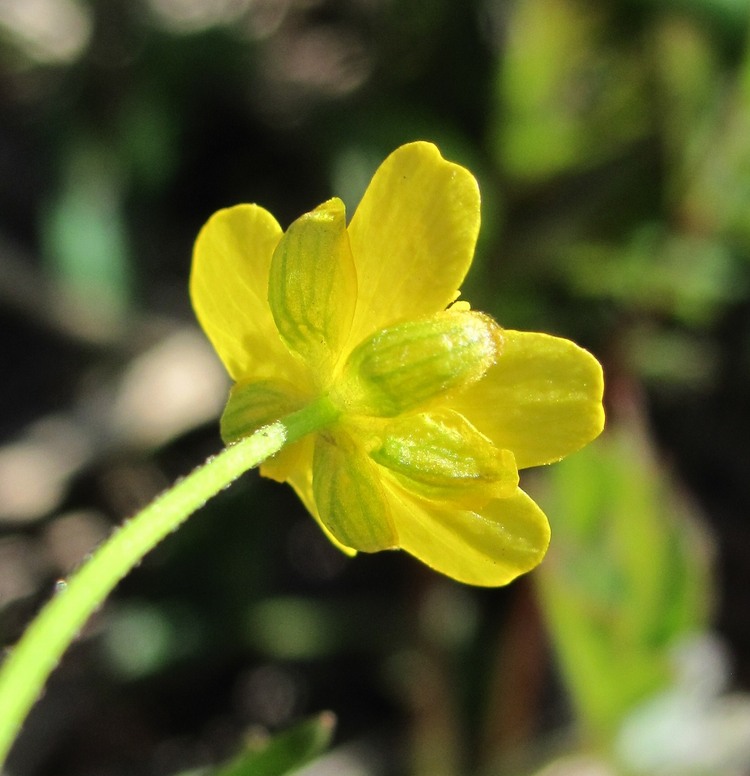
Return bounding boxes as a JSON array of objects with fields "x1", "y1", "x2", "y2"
[{"x1": 2, "y1": 1, "x2": 750, "y2": 774}]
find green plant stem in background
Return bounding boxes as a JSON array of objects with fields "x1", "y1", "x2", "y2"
[{"x1": 0, "y1": 397, "x2": 340, "y2": 768}]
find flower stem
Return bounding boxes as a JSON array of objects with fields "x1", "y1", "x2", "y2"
[{"x1": 0, "y1": 398, "x2": 338, "y2": 767}]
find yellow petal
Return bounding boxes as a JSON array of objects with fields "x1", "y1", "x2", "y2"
[
  {"x1": 387, "y1": 484, "x2": 550, "y2": 586},
  {"x1": 268, "y1": 198, "x2": 357, "y2": 379},
  {"x1": 345, "y1": 142, "x2": 481, "y2": 348},
  {"x1": 450, "y1": 330, "x2": 605, "y2": 469},
  {"x1": 190, "y1": 204, "x2": 306, "y2": 384},
  {"x1": 265, "y1": 436, "x2": 357, "y2": 557},
  {"x1": 312, "y1": 431, "x2": 398, "y2": 553},
  {"x1": 260, "y1": 436, "x2": 310, "y2": 484}
]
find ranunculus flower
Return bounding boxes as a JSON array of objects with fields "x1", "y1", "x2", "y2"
[{"x1": 191, "y1": 142, "x2": 604, "y2": 585}]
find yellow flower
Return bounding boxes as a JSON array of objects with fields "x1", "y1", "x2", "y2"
[{"x1": 190, "y1": 142, "x2": 604, "y2": 586}]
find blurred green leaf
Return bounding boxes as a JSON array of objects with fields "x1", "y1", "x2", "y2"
[
  {"x1": 535, "y1": 425, "x2": 713, "y2": 740},
  {"x1": 563, "y1": 224, "x2": 745, "y2": 327},
  {"x1": 41, "y1": 139, "x2": 131, "y2": 319},
  {"x1": 494, "y1": 0, "x2": 648, "y2": 181},
  {"x1": 101, "y1": 600, "x2": 205, "y2": 679},
  {"x1": 672, "y1": 20, "x2": 750, "y2": 248},
  {"x1": 245, "y1": 597, "x2": 341, "y2": 661},
  {"x1": 208, "y1": 712, "x2": 336, "y2": 776},
  {"x1": 636, "y1": 0, "x2": 750, "y2": 33},
  {"x1": 118, "y1": 91, "x2": 181, "y2": 192},
  {"x1": 653, "y1": 15, "x2": 721, "y2": 200},
  {"x1": 244, "y1": 594, "x2": 400, "y2": 661},
  {"x1": 621, "y1": 325, "x2": 718, "y2": 389}
]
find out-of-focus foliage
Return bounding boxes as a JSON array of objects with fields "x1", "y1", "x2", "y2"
[
  {"x1": 2, "y1": 0, "x2": 750, "y2": 774},
  {"x1": 537, "y1": 423, "x2": 713, "y2": 741},
  {"x1": 509, "y1": 420, "x2": 750, "y2": 776},
  {"x1": 195, "y1": 712, "x2": 336, "y2": 776},
  {"x1": 495, "y1": 0, "x2": 649, "y2": 180}
]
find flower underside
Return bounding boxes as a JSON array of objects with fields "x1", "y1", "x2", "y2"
[{"x1": 191, "y1": 141, "x2": 605, "y2": 586}]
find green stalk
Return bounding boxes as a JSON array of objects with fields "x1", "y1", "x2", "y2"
[{"x1": 0, "y1": 396, "x2": 340, "y2": 767}]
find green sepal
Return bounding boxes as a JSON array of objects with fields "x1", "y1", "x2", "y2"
[
  {"x1": 268, "y1": 198, "x2": 357, "y2": 377},
  {"x1": 312, "y1": 430, "x2": 398, "y2": 553},
  {"x1": 334, "y1": 311, "x2": 502, "y2": 416},
  {"x1": 372, "y1": 410, "x2": 518, "y2": 507},
  {"x1": 220, "y1": 379, "x2": 307, "y2": 444}
]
